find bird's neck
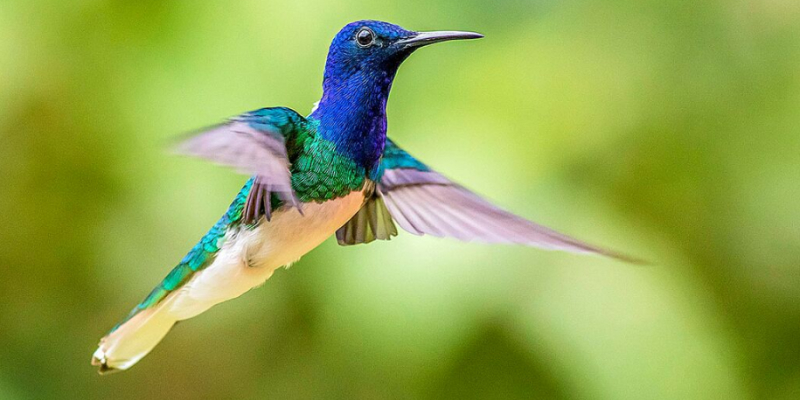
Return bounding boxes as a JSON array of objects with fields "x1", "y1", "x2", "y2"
[{"x1": 310, "y1": 69, "x2": 395, "y2": 172}]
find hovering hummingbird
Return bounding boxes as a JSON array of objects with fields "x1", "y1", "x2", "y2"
[{"x1": 92, "y1": 20, "x2": 632, "y2": 374}]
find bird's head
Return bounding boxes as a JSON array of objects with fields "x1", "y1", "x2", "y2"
[
  {"x1": 313, "y1": 21, "x2": 481, "y2": 169},
  {"x1": 321, "y1": 20, "x2": 483, "y2": 92}
]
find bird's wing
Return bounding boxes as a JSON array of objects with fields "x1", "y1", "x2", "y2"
[
  {"x1": 336, "y1": 191, "x2": 399, "y2": 245},
  {"x1": 342, "y1": 138, "x2": 634, "y2": 261},
  {"x1": 174, "y1": 107, "x2": 304, "y2": 223}
]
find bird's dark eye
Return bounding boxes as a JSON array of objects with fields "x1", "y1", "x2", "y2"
[{"x1": 355, "y1": 28, "x2": 375, "y2": 48}]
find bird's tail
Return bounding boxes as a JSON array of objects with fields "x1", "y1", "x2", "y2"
[{"x1": 91, "y1": 300, "x2": 178, "y2": 374}]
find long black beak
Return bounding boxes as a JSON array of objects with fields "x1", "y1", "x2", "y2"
[{"x1": 396, "y1": 31, "x2": 483, "y2": 48}]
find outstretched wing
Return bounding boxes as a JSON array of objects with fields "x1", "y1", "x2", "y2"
[
  {"x1": 363, "y1": 139, "x2": 635, "y2": 261},
  {"x1": 174, "y1": 107, "x2": 304, "y2": 223}
]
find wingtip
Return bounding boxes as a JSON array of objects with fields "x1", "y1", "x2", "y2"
[{"x1": 597, "y1": 248, "x2": 651, "y2": 266}]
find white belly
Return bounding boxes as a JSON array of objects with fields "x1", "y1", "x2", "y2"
[
  {"x1": 93, "y1": 189, "x2": 367, "y2": 372},
  {"x1": 168, "y1": 189, "x2": 366, "y2": 320}
]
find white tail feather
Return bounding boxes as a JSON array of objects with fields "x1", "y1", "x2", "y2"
[{"x1": 92, "y1": 300, "x2": 178, "y2": 374}]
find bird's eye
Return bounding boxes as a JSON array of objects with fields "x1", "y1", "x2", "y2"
[{"x1": 355, "y1": 28, "x2": 375, "y2": 48}]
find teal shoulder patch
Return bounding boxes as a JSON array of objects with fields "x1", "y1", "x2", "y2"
[{"x1": 381, "y1": 138, "x2": 430, "y2": 172}]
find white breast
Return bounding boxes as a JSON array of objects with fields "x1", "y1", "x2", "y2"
[{"x1": 168, "y1": 189, "x2": 366, "y2": 320}]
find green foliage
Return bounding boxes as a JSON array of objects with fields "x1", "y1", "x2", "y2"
[{"x1": 0, "y1": 0, "x2": 798, "y2": 399}]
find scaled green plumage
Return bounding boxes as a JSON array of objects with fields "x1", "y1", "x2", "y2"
[{"x1": 291, "y1": 129, "x2": 368, "y2": 202}]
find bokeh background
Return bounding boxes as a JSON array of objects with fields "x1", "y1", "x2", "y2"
[{"x1": 1, "y1": 0, "x2": 798, "y2": 399}]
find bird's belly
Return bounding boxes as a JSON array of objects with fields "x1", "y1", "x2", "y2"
[
  {"x1": 245, "y1": 190, "x2": 367, "y2": 269},
  {"x1": 169, "y1": 189, "x2": 365, "y2": 319}
]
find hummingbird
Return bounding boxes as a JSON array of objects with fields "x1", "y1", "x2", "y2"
[{"x1": 92, "y1": 20, "x2": 632, "y2": 374}]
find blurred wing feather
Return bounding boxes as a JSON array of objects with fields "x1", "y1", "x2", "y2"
[
  {"x1": 174, "y1": 109, "x2": 303, "y2": 224},
  {"x1": 336, "y1": 191, "x2": 398, "y2": 246},
  {"x1": 377, "y1": 139, "x2": 637, "y2": 262}
]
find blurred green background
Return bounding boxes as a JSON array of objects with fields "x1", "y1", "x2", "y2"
[{"x1": 1, "y1": 0, "x2": 798, "y2": 399}]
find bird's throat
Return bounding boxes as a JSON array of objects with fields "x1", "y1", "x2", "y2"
[{"x1": 311, "y1": 69, "x2": 396, "y2": 172}]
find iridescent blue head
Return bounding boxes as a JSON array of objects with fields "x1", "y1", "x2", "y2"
[{"x1": 310, "y1": 20, "x2": 482, "y2": 172}]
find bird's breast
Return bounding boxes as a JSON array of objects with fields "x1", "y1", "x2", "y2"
[
  {"x1": 169, "y1": 187, "x2": 368, "y2": 320},
  {"x1": 244, "y1": 187, "x2": 368, "y2": 268}
]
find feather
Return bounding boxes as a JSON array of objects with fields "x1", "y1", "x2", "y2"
[
  {"x1": 336, "y1": 194, "x2": 398, "y2": 245},
  {"x1": 173, "y1": 109, "x2": 304, "y2": 224},
  {"x1": 375, "y1": 139, "x2": 640, "y2": 262}
]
